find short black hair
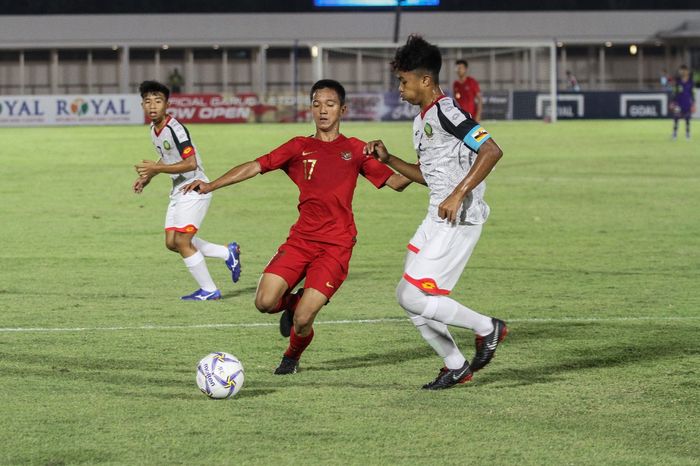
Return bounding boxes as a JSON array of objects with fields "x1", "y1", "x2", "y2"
[
  {"x1": 391, "y1": 34, "x2": 442, "y2": 82},
  {"x1": 456, "y1": 59, "x2": 468, "y2": 67},
  {"x1": 139, "y1": 80, "x2": 170, "y2": 100},
  {"x1": 310, "y1": 79, "x2": 346, "y2": 106}
]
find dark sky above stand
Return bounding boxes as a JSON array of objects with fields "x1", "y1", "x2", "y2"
[{"x1": 0, "y1": 0, "x2": 697, "y2": 15}]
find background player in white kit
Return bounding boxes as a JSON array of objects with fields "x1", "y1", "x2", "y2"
[
  {"x1": 132, "y1": 80, "x2": 241, "y2": 300},
  {"x1": 365, "y1": 35, "x2": 507, "y2": 390}
]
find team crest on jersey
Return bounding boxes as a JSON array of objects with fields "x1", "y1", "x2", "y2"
[
  {"x1": 340, "y1": 151, "x2": 352, "y2": 160},
  {"x1": 163, "y1": 140, "x2": 171, "y2": 150},
  {"x1": 424, "y1": 122, "x2": 434, "y2": 138}
]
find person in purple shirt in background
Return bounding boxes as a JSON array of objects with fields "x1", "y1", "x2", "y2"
[{"x1": 670, "y1": 65, "x2": 695, "y2": 140}]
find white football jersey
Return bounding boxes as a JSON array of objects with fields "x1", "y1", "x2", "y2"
[
  {"x1": 413, "y1": 96, "x2": 492, "y2": 225},
  {"x1": 150, "y1": 116, "x2": 209, "y2": 195}
]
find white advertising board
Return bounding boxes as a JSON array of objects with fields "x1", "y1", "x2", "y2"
[{"x1": 0, "y1": 94, "x2": 143, "y2": 126}]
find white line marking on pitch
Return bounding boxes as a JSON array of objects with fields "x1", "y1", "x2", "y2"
[{"x1": 0, "y1": 316, "x2": 698, "y2": 333}]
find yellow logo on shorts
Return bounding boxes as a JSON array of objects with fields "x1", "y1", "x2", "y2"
[{"x1": 421, "y1": 281, "x2": 436, "y2": 290}]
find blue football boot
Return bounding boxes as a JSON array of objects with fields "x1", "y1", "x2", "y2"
[
  {"x1": 225, "y1": 242, "x2": 242, "y2": 283},
  {"x1": 181, "y1": 289, "x2": 222, "y2": 301}
]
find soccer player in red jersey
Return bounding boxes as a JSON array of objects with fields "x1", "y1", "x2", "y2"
[
  {"x1": 182, "y1": 79, "x2": 410, "y2": 374},
  {"x1": 453, "y1": 59, "x2": 482, "y2": 122}
]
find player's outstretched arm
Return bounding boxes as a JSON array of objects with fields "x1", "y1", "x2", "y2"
[
  {"x1": 438, "y1": 138, "x2": 503, "y2": 223},
  {"x1": 384, "y1": 173, "x2": 412, "y2": 192},
  {"x1": 364, "y1": 140, "x2": 426, "y2": 186},
  {"x1": 181, "y1": 160, "x2": 262, "y2": 195}
]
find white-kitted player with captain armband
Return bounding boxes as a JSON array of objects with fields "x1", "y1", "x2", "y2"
[{"x1": 365, "y1": 35, "x2": 508, "y2": 390}]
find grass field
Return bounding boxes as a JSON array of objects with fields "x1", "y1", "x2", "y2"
[{"x1": 1, "y1": 119, "x2": 698, "y2": 465}]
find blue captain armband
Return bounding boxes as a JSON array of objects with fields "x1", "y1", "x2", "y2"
[{"x1": 463, "y1": 125, "x2": 491, "y2": 152}]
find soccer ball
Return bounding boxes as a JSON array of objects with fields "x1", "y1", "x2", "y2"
[{"x1": 196, "y1": 352, "x2": 245, "y2": 399}]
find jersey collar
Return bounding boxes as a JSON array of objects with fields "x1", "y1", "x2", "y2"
[
  {"x1": 152, "y1": 115, "x2": 171, "y2": 137},
  {"x1": 420, "y1": 95, "x2": 447, "y2": 119}
]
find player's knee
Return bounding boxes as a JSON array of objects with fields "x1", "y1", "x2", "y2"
[
  {"x1": 165, "y1": 239, "x2": 179, "y2": 252},
  {"x1": 293, "y1": 315, "x2": 314, "y2": 335},
  {"x1": 396, "y1": 279, "x2": 426, "y2": 315},
  {"x1": 254, "y1": 294, "x2": 277, "y2": 313}
]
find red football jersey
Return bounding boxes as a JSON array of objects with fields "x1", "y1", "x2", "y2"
[
  {"x1": 256, "y1": 134, "x2": 394, "y2": 247},
  {"x1": 453, "y1": 77, "x2": 481, "y2": 117}
]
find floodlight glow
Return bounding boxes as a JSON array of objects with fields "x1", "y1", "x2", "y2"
[{"x1": 629, "y1": 44, "x2": 638, "y2": 55}]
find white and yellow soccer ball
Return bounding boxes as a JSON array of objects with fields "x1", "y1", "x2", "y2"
[{"x1": 196, "y1": 352, "x2": 245, "y2": 399}]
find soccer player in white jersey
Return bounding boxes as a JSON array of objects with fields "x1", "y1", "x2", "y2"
[
  {"x1": 132, "y1": 80, "x2": 241, "y2": 300},
  {"x1": 365, "y1": 35, "x2": 507, "y2": 389}
]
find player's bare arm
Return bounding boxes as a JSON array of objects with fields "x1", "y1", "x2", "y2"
[
  {"x1": 136, "y1": 156, "x2": 196, "y2": 179},
  {"x1": 384, "y1": 173, "x2": 412, "y2": 192},
  {"x1": 438, "y1": 138, "x2": 503, "y2": 223},
  {"x1": 475, "y1": 92, "x2": 483, "y2": 122},
  {"x1": 364, "y1": 140, "x2": 426, "y2": 185},
  {"x1": 182, "y1": 160, "x2": 262, "y2": 195},
  {"x1": 132, "y1": 176, "x2": 151, "y2": 194}
]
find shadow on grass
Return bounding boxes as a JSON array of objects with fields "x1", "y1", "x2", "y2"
[
  {"x1": 305, "y1": 345, "x2": 436, "y2": 372},
  {"x1": 475, "y1": 338, "x2": 697, "y2": 388},
  {"x1": 220, "y1": 285, "x2": 258, "y2": 299}
]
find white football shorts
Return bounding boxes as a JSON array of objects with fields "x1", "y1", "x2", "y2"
[
  {"x1": 403, "y1": 214, "x2": 483, "y2": 295},
  {"x1": 164, "y1": 191, "x2": 212, "y2": 234}
]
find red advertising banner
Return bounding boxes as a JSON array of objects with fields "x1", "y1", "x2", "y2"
[
  {"x1": 161, "y1": 93, "x2": 274, "y2": 123},
  {"x1": 148, "y1": 92, "x2": 422, "y2": 124}
]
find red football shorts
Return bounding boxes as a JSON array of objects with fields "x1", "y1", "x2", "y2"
[{"x1": 263, "y1": 236, "x2": 353, "y2": 299}]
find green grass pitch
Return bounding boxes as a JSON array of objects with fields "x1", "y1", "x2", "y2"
[{"x1": 1, "y1": 119, "x2": 698, "y2": 465}]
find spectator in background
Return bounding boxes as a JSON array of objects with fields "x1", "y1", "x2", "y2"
[
  {"x1": 660, "y1": 68, "x2": 673, "y2": 91},
  {"x1": 453, "y1": 59, "x2": 482, "y2": 122},
  {"x1": 168, "y1": 68, "x2": 184, "y2": 94},
  {"x1": 565, "y1": 70, "x2": 581, "y2": 92}
]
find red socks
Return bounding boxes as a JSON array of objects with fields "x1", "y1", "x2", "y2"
[
  {"x1": 284, "y1": 327, "x2": 314, "y2": 360},
  {"x1": 271, "y1": 290, "x2": 302, "y2": 314}
]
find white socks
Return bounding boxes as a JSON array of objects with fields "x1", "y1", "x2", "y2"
[
  {"x1": 192, "y1": 237, "x2": 229, "y2": 260},
  {"x1": 183, "y1": 251, "x2": 217, "y2": 292},
  {"x1": 397, "y1": 278, "x2": 496, "y2": 369},
  {"x1": 397, "y1": 279, "x2": 493, "y2": 335},
  {"x1": 408, "y1": 313, "x2": 466, "y2": 370}
]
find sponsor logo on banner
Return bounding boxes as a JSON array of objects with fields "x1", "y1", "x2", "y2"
[
  {"x1": 56, "y1": 96, "x2": 138, "y2": 123},
  {"x1": 165, "y1": 94, "x2": 262, "y2": 123},
  {"x1": 0, "y1": 98, "x2": 45, "y2": 123},
  {"x1": 619, "y1": 93, "x2": 668, "y2": 118},
  {"x1": 344, "y1": 94, "x2": 385, "y2": 121},
  {"x1": 0, "y1": 94, "x2": 142, "y2": 126},
  {"x1": 536, "y1": 94, "x2": 585, "y2": 119}
]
